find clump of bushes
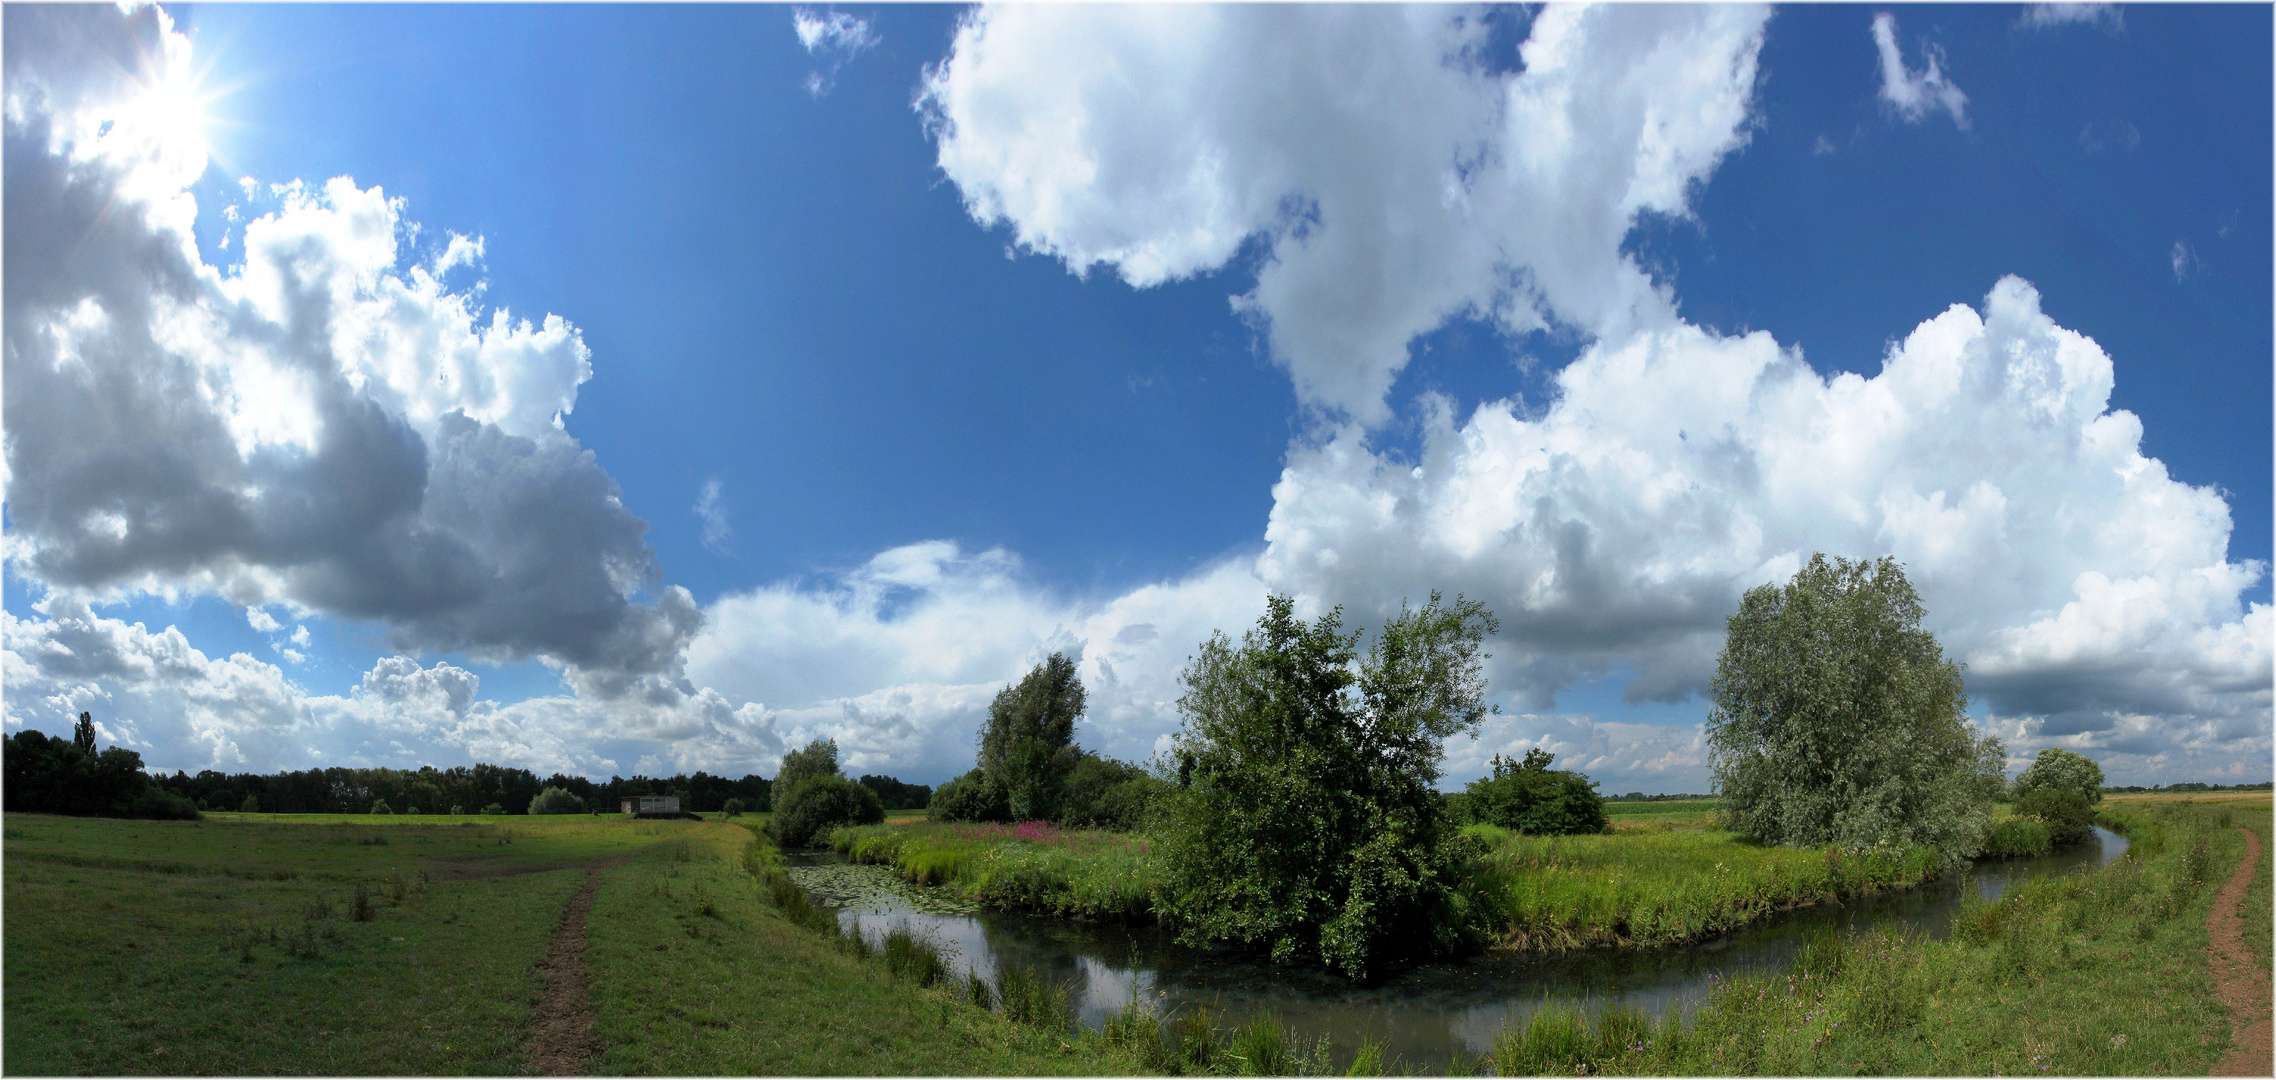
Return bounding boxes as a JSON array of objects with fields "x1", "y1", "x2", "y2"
[
  {"x1": 1453, "y1": 749, "x2": 1609, "y2": 835},
  {"x1": 769, "y1": 738, "x2": 883, "y2": 848},
  {"x1": 527, "y1": 785, "x2": 588, "y2": 815},
  {"x1": 369, "y1": 798, "x2": 394, "y2": 815}
]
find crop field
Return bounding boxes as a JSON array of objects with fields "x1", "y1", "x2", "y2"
[
  {"x1": 1603, "y1": 798, "x2": 1719, "y2": 821},
  {"x1": 2, "y1": 812, "x2": 1140, "y2": 1075}
]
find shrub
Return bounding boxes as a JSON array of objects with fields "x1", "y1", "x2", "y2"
[
  {"x1": 1706, "y1": 554, "x2": 2005, "y2": 867},
  {"x1": 129, "y1": 787, "x2": 201, "y2": 820},
  {"x1": 481, "y1": 802, "x2": 504, "y2": 815},
  {"x1": 369, "y1": 798, "x2": 394, "y2": 815},
  {"x1": 240, "y1": 794, "x2": 260, "y2": 814},
  {"x1": 527, "y1": 785, "x2": 587, "y2": 815},
  {"x1": 1459, "y1": 749, "x2": 1609, "y2": 835},
  {"x1": 2011, "y1": 747, "x2": 2106, "y2": 804},
  {"x1": 1981, "y1": 816, "x2": 2053, "y2": 858},
  {"x1": 771, "y1": 773, "x2": 884, "y2": 847},
  {"x1": 928, "y1": 768, "x2": 1009, "y2": 823},
  {"x1": 1156, "y1": 591, "x2": 1497, "y2": 980},
  {"x1": 1058, "y1": 755, "x2": 1168, "y2": 831},
  {"x1": 449, "y1": 804, "x2": 464, "y2": 815},
  {"x1": 2016, "y1": 786, "x2": 2096, "y2": 846},
  {"x1": 721, "y1": 798, "x2": 745, "y2": 817}
]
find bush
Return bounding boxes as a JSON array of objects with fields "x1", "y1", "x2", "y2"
[
  {"x1": 240, "y1": 794, "x2": 260, "y2": 813},
  {"x1": 1156, "y1": 591, "x2": 1497, "y2": 980},
  {"x1": 721, "y1": 798, "x2": 746, "y2": 817},
  {"x1": 2016, "y1": 786, "x2": 2096, "y2": 846},
  {"x1": 2011, "y1": 747, "x2": 2105, "y2": 804},
  {"x1": 1057, "y1": 755, "x2": 1167, "y2": 831},
  {"x1": 527, "y1": 785, "x2": 588, "y2": 815},
  {"x1": 1981, "y1": 816, "x2": 2053, "y2": 858},
  {"x1": 481, "y1": 802, "x2": 504, "y2": 815},
  {"x1": 129, "y1": 786, "x2": 201, "y2": 820},
  {"x1": 928, "y1": 768, "x2": 1009, "y2": 823},
  {"x1": 772, "y1": 773, "x2": 884, "y2": 847},
  {"x1": 1458, "y1": 749, "x2": 1609, "y2": 835},
  {"x1": 369, "y1": 798, "x2": 394, "y2": 815},
  {"x1": 1706, "y1": 554, "x2": 2005, "y2": 867}
]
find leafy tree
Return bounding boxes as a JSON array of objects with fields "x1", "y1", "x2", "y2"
[
  {"x1": 1706, "y1": 554, "x2": 2005, "y2": 867},
  {"x1": 370, "y1": 798, "x2": 394, "y2": 814},
  {"x1": 2011, "y1": 748, "x2": 2105, "y2": 845},
  {"x1": 721, "y1": 798, "x2": 746, "y2": 817},
  {"x1": 2, "y1": 725, "x2": 197, "y2": 819},
  {"x1": 240, "y1": 794, "x2": 260, "y2": 814},
  {"x1": 1458, "y1": 749, "x2": 1609, "y2": 835},
  {"x1": 775, "y1": 738, "x2": 840, "y2": 796},
  {"x1": 528, "y1": 785, "x2": 588, "y2": 814},
  {"x1": 1156, "y1": 592, "x2": 1498, "y2": 981},
  {"x1": 772, "y1": 774, "x2": 884, "y2": 847},
  {"x1": 979, "y1": 653, "x2": 1086, "y2": 821},
  {"x1": 73, "y1": 711, "x2": 97, "y2": 754}
]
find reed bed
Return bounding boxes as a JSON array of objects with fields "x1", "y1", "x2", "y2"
[
  {"x1": 829, "y1": 821, "x2": 1161, "y2": 923},
  {"x1": 1467, "y1": 823, "x2": 1944, "y2": 950}
]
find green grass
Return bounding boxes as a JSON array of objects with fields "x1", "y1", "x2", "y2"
[
  {"x1": 1467, "y1": 822, "x2": 1945, "y2": 950},
  {"x1": 1464, "y1": 797, "x2": 2263, "y2": 1076},
  {"x1": 582, "y1": 822, "x2": 1140, "y2": 1074},
  {"x1": 2, "y1": 813, "x2": 1144, "y2": 1075},
  {"x1": 830, "y1": 821, "x2": 1160, "y2": 923},
  {"x1": 1, "y1": 813, "x2": 673, "y2": 1073}
]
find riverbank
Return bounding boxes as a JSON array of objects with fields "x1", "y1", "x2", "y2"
[
  {"x1": 1467, "y1": 822, "x2": 1946, "y2": 950},
  {"x1": 1477, "y1": 795, "x2": 2271, "y2": 1075}
]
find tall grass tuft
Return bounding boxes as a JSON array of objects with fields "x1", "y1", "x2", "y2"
[
  {"x1": 880, "y1": 923, "x2": 948, "y2": 988},
  {"x1": 992, "y1": 963, "x2": 1071, "y2": 1032},
  {"x1": 1226, "y1": 1010, "x2": 1290, "y2": 1076}
]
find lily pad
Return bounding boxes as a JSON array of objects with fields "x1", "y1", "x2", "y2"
[{"x1": 785, "y1": 862, "x2": 982, "y2": 917}]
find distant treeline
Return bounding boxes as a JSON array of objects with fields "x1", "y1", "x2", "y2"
[
  {"x1": 152, "y1": 765, "x2": 931, "y2": 816},
  {"x1": 1606, "y1": 791, "x2": 1716, "y2": 802},
  {"x1": 2101, "y1": 781, "x2": 2273, "y2": 794}
]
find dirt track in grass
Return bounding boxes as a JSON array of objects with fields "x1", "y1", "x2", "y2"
[
  {"x1": 525, "y1": 856, "x2": 631, "y2": 1076},
  {"x1": 2208, "y1": 825, "x2": 2271, "y2": 1077}
]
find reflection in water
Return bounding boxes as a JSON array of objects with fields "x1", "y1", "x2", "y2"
[{"x1": 789, "y1": 827, "x2": 2126, "y2": 1073}]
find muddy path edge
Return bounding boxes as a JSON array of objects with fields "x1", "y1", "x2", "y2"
[
  {"x1": 2208, "y1": 824, "x2": 2271, "y2": 1077},
  {"x1": 526, "y1": 854, "x2": 634, "y2": 1076}
]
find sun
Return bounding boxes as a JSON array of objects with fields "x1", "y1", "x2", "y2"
[{"x1": 91, "y1": 5, "x2": 238, "y2": 198}]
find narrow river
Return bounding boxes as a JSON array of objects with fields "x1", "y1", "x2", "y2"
[{"x1": 788, "y1": 827, "x2": 2126, "y2": 1072}]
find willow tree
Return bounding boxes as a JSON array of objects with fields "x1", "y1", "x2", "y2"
[{"x1": 1706, "y1": 554, "x2": 2004, "y2": 867}]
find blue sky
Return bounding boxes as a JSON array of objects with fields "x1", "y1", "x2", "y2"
[{"x1": 5, "y1": 3, "x2": 2268, "y2": 792}]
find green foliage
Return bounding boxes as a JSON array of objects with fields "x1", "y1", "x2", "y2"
[
  {"x1": 775, "y1": 738, "x2": 840, "y2": 796},
  {"x1": 368, "y1": 798, "x2": 393, "y2": 815},
  {"x1": 979, "y1": 653, "x2": 1086, "y2": 822},
  {"x1": 1057, "y1": 754, "x2": 1167, "y2": 831},
  {"x1": 926, "y1": 768, "x2": 1008, "y2": 823},
  {"x1": 1457, "y1": 748, "x2": 1610, "y2": 835},
  {"x1": 720, "y1": 798, "x2": 745, "y2": 817},
  {"x1": 2016, "y1": 786, "x2": 2096, "y2": 845},
  {"x1": 771, "y1": 773, "x2": 884, "y2": 848},
  {"x1": 854, "y1": 774, "x2": 933, "y2": 811},
  {"x1": 2012, "y1": 747, "x2": 2106, "y2": 804},
  {"x1": 1155, "y1": 592, "x2": 1498, "y2": 980},
  {"x1": 1707, "y1": 554, "x2": 2005, "y2": 867},
  {"x1": 480, "y1": 802, "x2": 504, "y2": 815},
  {"x1": 1980, "y1": 815, "x2": 2053, "y2": 858},
  {"x1": 3, "y1": 725, "x2": 198, "y2": 820},
  {"x1": 527, "y1": 785, "x2": 588, "y2": 815}
]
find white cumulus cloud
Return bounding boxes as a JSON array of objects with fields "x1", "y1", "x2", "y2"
[{"x1": 919, "y1": 4, "x2": 1769, "y2": 425}]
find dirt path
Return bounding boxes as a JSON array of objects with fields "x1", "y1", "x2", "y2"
[
  {"x1": 2207, "y1": 825, "x2": 2271, "y2": 1077},
  {"x1": 525, "y1": 855, "x2": 632, "y2": 1076}
]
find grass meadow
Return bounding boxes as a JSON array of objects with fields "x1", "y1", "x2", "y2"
[
  {"x1": 830, "y1": 820, "x2": 1159, "y2": 922},
  {"x1": 2, "y1": 812, "x2": 1141, "y2": 1075}
]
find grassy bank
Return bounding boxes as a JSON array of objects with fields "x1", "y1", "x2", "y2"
[
  {"x1": 829, "y1": 820, "x2": 1160, "y2": 923},
  {"x1": 2, "y1": 812, "x2": 1142, "y2": 1075},
  {"x1": 1466, "y1": 821, "x2": 1944, "y2": 950},
  {"x1": 1470, "y1": 795, "x2": 2271, "y2": 1075}
]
